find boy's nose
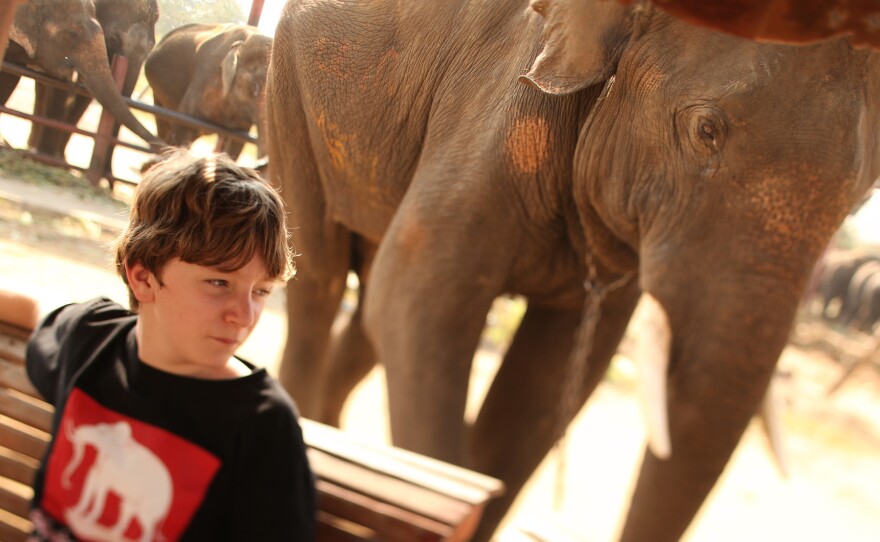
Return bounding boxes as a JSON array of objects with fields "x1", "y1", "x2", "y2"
[{"x1": 226, "y1": 294, "x2": 258, "y2": 327}]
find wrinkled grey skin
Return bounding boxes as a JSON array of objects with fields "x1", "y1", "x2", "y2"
[
  {"x1": 26, "y1": 0, "x2": 159, "y2": 169},
  {"x1": 144, "y1": 23, "x2": 272, "y2": 160},
  {"x1": 0, "y1": 0, "x2": 161, "y2": 149},
  {"x1": 814, "y1": 250, "x2": 880, "y2": 320},
  {"x1": 265, "y1": 0, "x2": 880, "y2": 541}
]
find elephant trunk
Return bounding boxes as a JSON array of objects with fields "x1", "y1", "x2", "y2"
[
  {"x1": 618, "y1": 245, "x2": 809, "y2": 542},
  {"x1": 61, "y1": 422, "x2": 83, "y2": 489},
  {"x1": 73, "y1": 30, "x2": 162, "y2": 149},
  {"x1": 117, "y1": 22, "x2": 155, "y2": 98}
]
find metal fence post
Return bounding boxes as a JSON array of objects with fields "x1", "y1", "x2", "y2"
[{"x1": 86, "y1": 55, "x2": 129, "y2": 187}]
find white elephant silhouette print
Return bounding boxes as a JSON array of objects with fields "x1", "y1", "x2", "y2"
[{"x1": 61, "y1": 421, "x2": 173, "y2": 542}]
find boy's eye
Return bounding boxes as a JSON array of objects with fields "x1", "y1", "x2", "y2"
[
  {"x1": 254, "y1": 287, "x2": 273, "y2": 297},
  {"x1": 208, "y1": 279, "x2": 229, "y2": 288}
]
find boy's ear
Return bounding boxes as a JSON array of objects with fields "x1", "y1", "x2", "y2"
[{"x1": 125, "y1": 262, "x2": 157, "y2": 304}]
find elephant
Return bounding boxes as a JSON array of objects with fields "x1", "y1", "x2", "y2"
[
  {"x1": 25, "y1": 0, "x2": 159, "y2": 173},
  {"x1": 852, "y1": 271, "x2": 880, "y2": 333},
  {"x1": 144, "y1": 23, "x2": 272, "y2": 160},
  {"x1": 1, "y1": 0, "x2": 161, "y2": 150},
  {"x1": 812, "y1": 250, "x2": 880, "y2": 320},
  {"x1": 264, "y1": 1, "x2": 880, "y2": 541},
  {"x1": 839, "y1": 259, "x2": 880, "y2": 328},
  {"x1": 62, "y1": 421, "x2": 172, "y2": 542}
]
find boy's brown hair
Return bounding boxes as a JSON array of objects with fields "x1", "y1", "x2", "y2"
[{"x1": 113, "y1": 149, "x2": 294, "y2": 311}]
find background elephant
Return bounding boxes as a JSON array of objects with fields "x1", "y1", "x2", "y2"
[
  {"x1": 854, "y1": 273, "x2": 880, "y2": 333},
  {"x1": 813, "y1": 250, "x2": 880, "y2": 320},
  {"x1": 265, "y1": 1, "x2": 880, "y2": 541},
  {"x1": 25, "y1": 0, "x2": 159, "y2": 174},
  {"x1": 144, "y1": 23, "x2": 272, "y2": 160},
  {"x1": 839, "y1": 259, "x2": 880, "y2": 328},
  {"x1": 1, "y1": 0, "x2": 160, "y2": 149},
  {"x1": 844, "y1": 263, "x2": 880, "y2": 333}
]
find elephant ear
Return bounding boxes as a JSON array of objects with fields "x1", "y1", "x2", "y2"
[
  {"x1": 221, "y1": 40, "x2": 244, "y2": 98},
  {"x1": 521, "y1": 0, "x2": 635, "y2": 95},
  {"x1": 8, "y1": 3, "x2": 38, "y2": 59}
]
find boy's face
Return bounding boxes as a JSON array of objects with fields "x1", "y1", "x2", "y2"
[{"x1": 126, "y1": 256, "x2": 278, "y2": 379}]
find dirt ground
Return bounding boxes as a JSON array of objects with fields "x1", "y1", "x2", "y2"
[{"x1": 1, "y1": 80, "x2": 879, "y2": 541}]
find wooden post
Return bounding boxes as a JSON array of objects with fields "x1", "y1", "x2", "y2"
[
  {"x1": 86, "y1": 55, "x2": 128, "y2": 187},
  {"x1": 247, "y1": 0, "x2": 265, "y2": 27}
]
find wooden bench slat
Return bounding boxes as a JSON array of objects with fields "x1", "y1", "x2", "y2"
[
  {"x1": 0, "y1": 474, "x2": 32, "y2": 520},
  {"x1": 0, "y1": 445, "x2": 40, "y2": 487},
  {"x1": 0, "y1": 506, "x2": 30, "y2": 542},
  {"x1": 0, "y1": 416, "x2": 50, "y2": 460},
  {"x1": 302, "y1": 419, "x2": 504, "y2": 504},
  {"x1": 0, "y1": 388, "x2": 53, "y2": 433},
  {"x1": 317, "y1": 479, "x2": 450, "y2": 542},
  {"x1": 317, "y1": 511, "x2": 380, "y2": 542},
  {"x1": 0, "y1": 359, "x2": 41, "y2": 400},
  {"x1": 0, "y1": 337, "x2": 25, "y2": 365},
  {"x1": 308, "y1": 447, "x2": 472, "y2": 528},
  {"x1": 0, "y1": 321, "x2": 30, "y2": 344}
]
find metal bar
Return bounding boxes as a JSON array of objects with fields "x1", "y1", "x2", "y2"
[
  {"x1": 2, "y1": 61, "x2": 257, "y2": 146},
  {"x1": 0, "y1": 104, "x2": 150, "y2": 153},
  {"x1": 26, "y1": 152, "x2": 87, "y2": 172},
  {"x1": 126, "y1": 99, "x2": 256, "y2": 145},
  {"x1": 88, "y1": 56, "x2": 129, "y2": 186}
]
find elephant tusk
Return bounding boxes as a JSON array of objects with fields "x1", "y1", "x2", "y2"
[
  {"x1": 630, "y1": 292, "x2": 673, "y2": 460},
  {"x1": 758, "y1": 376, "x2": 789, "y2": 478}
]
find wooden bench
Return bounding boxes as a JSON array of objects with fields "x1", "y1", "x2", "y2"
[{"x1": 0, "y1": 320, "x2": 504, "y2": 541}]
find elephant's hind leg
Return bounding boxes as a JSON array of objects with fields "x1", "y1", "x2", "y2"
[
  {"x1": 266, "y1": 62, "x2": 352, "y2": 420},
  {"x1": 320, "y1": 284, "x2": 377, "y2": 425}
]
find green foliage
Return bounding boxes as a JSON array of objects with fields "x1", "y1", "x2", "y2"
[{"x1": 156, "y1": 0, "x2": 247, "y2": 37}]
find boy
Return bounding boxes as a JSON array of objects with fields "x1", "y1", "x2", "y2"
[{"x1": 3, "y1": 149, "x2": 315, "y2": 540}]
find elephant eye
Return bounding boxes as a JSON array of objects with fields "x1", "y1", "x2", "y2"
[
  {"x1": 698, "y1": 119, "x2": 716, "y2": 142},
  {"x1": 676, "y1": 104, "x2": 726, "y2": 159},
  {"x1": 692, "y1": 110, "x2": 725, "y2": 151}
]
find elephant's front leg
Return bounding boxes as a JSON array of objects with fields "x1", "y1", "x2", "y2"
[
  {"x1": 363, "y1": 192, "x2": 513, "y2": 464},
  {"x1": 469, "y1": 285, "x2": 640, "y2": 542},
  {"x1": 72, "y1": 471, "x2": 108, "y2": 522}
]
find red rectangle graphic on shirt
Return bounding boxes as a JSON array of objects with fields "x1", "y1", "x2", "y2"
[{"x1": 40, "y1": 388, "x2": 221, "y2": 542}]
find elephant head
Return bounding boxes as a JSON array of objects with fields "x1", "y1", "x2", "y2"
[
  {"x1": 94, "y1": 0, "x2": 159, "y2": 97},
  {"x1": 523, "y1": 1, "x2": 880, "y2": 540},
  {"x1": 9, "y1": 0, "x2": 162, "y2": 148},
  {"x1": 219, "y1": 31, "x2": 273, "y2": 131},
  {"x1": 61, "y1": 421, "x2": 129, "y2": 488}
]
